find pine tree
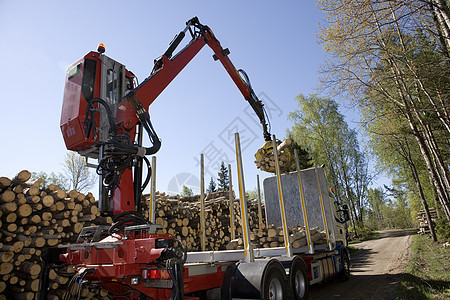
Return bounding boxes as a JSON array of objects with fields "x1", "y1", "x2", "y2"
[
  {"x1": 217, "y1": 162, "x2": 229, "y2": 191},
  {"x1": 207, "y1": 177, "x2": 216, "y2": 193},
  {"x1": 181, "y1": 185, "x2": 193, "y2": 197},
  {"x1": 286, "y1": 136, "x2": 313, "y2": 171}
]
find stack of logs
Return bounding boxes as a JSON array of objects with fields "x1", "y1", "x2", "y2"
[
  {"x1": 144, "y1": 191, "x2": 266, "y2": 252},
  {"x1": 0, "y1": 170, "x2": 112, "y2": 300},
  {"x1": 144, "y1": 191, "x2": 327, "y2": 252},
  {"x1": 1, "y1": 170, "x2": 327, "y2": 299},
  {"x1": 226, "y1": 225, "x2": 327, "y2": 250},
  {"x1": 417, "y1": 208, "x2": 439, "y2": 235},
  {"x1": 254, "y1": 139, "x2": 292, "y2": 173}
]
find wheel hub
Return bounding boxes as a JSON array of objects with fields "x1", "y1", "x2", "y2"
[{"x1": 268, "y1": 278, "x2": 283, "y2": 299}]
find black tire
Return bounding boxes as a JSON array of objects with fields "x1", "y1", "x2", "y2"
[
  {"x1": 337, "y1": 248, "x2": 350, "y2": 281},
  {"x1": 261, "y1": 261, "x2": 287, "y2": 300},
  {"x1": 321, "y1": 258, "x2": 329, "y2": 281},
  {"x1": 289, "y1": 258, "x2": 309, "y2": 300}
]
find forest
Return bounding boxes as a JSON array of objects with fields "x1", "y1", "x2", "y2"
[{"x1": 286, "y1": 0, "x2": 450, "y2": 241}]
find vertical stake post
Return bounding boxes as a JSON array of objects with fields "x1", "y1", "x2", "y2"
[
  {"x1": 228, "y1": 164, "x2": 235, "y2": 240},
  {"x1": 314, "y1": 164, "x2": 331, "y2": 250},
  {"x1": 256, "y1": 174, "x2": 263, "y2": 229},
  {"x1": 149, "y1": 156, "x2": 157, "y2": 223},
  {"x1": 200, "y1": 154, "x2": 206, "y2": 251},
  {"x1": 235, "y1": 133, "x2": 254, "y2": 262},
  {"x1": 272, "y1": 135, "x2": 292, "y2": 257},
  {"x1": 294, "y1": 149, "x2": 313, "y2": 254}
]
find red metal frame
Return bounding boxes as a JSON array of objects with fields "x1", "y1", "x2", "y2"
[{"x1": 60, "y1": 232, "x2": 230, "y2": 299}]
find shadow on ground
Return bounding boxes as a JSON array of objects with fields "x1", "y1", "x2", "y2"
[
  {"x1": 309, "y1": 273, "x2": 450, "y2": 300},
  {"x1": 309, "y1": 273, "x2": 404, "y2": 299},
  {"x1": 309, "y1": 230, "x2": 421, "y2": 299}
]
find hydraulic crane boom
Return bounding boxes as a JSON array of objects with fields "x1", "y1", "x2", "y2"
[
  {"x1": 60, "y1": 17, "x2": 271, "y2": 215},
  {"x1": 116, "y1": 17, "x2": 270, "y2": 140}
]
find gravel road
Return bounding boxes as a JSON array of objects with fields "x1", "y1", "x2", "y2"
[{"x1": 309, "y1": 230, "x2": 414, "y2": 300}]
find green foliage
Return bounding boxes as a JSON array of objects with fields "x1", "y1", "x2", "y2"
[
  {"x1": 362, "y1": 185, "x2": 417, "y2": 231},
  {"x1": 206, "y1": 177, "x2": 216, "y2": 193},
  {"x1": 30, "y1": 152, "x2": 97, "y2": 193},
  {"x1": 365, "y1": 187, "x2": 386, "y2": 229},
  {"x1": 383, "y1": 183, "x2": 415, "y2": 229},
  {"x1": 317, "y1": 0, "x2": 450, "y2": 225},
  {"x1": 245, "y1": 188, "x2": 259, "y2": 201},
  {"x1": 347, "y1": 225, "x2": 378, "y2": 242},
  {"x1": 365, "y1": 110, "x2": 433, "y2": 227},
  {"x1": 181, "y1": 185, "x2": 193, "y2": 197},
  {"x1": 285, "y1": 134, "x2": 313, "y2": 171},
  {"x1": 31, "y1": 171, "x2": 69, "y2": 190},
  {"x1": 345, "y1": 245, "x2": 358, "y2": 254},
  {"x1": 288, "y1": 94, "x2": 370, "y2": 228},
  {"x1": 435, "y1": 218, "x2": 450, "y2": 242},
  {"x1": 217, "y1": 162, "x2": 229, "y2": 191}
]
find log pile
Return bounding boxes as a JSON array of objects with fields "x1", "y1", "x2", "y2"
[
  {"x1": 254, "y1": 139, "x2": 292, "y2": 173},
  {"x1": 0, "y1": 169, "x2": 326, "y2": 299},
  {"x1": 144, "y1": 191, "x2": 266, "y2": 251},
  {"x1": 0, "y1": 170, "x2": 112, "y2": 300},
  {"x1": 144, "y1": 190, "x2": 328, "y2": 252},
  {"x1": 227, "y1": 225, "x2": 327, "y2": 250},
  {"x1": 417, "y1": 208, "x2": 438, "y2": 234}
]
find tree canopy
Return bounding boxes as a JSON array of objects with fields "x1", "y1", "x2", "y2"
[
  {"x1": 288, "y1": 94, "x2": 370, "y2": 235},
  {"x1": 217, "y1": 162, "x2": 229, "y2": 191},
  {"x1": 31, "y1": 151, "x2": 96, "y2": 193},
  {"x1": 64, "y1": 151, "x2": 97, "y2": 192},
  {"x1": 207, "y1": 177, "x2": 217, "y2": 193},
  {"x1": 181, "y1": 185, "x2": 193, "y2": 197},
  {"x1": 317, "y1": 0, "x2": 450, "y2": 238}
]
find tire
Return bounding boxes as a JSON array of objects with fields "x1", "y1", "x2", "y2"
[
  {"x1": 321, "y1": 259, "x2": 329, "y2": 281},
  {"x1": 261, "y1": 261, "x2": 287, "y2": 300},
  {"x1": 289, "y1": 258, "x2": 309, "y2": 300},
  {"x1": 327, "y1": 257, "x2": 334, "y2": 278},
  {"x1": 336, "y1": 248, "x2": 350, "y2": 281}
]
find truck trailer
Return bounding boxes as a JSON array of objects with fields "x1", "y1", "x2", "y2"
[{"x1": 59, "y1": 165, "x2": 350, "y2": 300}]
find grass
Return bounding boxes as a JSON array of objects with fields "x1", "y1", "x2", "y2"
[
  {"x1": 396, "y1": 234, "x2": 450, "y2": 300},
  {"x1": 346, "y1": 245, "x2": 358, "y2": 254},
  {"x1": 348, "y1": 230, "x2": 380, "y2": 244}
]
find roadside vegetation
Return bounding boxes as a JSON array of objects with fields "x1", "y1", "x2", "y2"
[
  {"x1": 397, "y1": 234, "x2": 450, "y2": 300},
  {"x1": 348, "y1": 228, "x2": 380, "y2": 243}
]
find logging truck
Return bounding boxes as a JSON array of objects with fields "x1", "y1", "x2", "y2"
[{"x1": 55, "y1": 17, "x2": 351, "y2": 299}]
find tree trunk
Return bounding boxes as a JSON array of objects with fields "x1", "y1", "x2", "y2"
[{"x1": 398, "y1": 136, "x2": 438, "y2": 241}]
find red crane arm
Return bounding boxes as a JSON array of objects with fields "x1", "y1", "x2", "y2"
[{"x1": 116, "y1": 17, "x2": 270, "y2": 141}]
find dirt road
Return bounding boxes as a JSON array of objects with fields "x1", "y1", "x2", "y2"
[{"x1": 309, "y1": 230, "x2": 415, "y2": 300}]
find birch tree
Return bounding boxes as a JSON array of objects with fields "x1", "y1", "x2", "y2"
[
  {"x1": 288, "y1": 94, "x2": 370, "y2": 235},
  {"x1": 317, "y1": 0, "x2": 450, "y2": 221},
  {"x1": 64, "y1": 151, "x2": 97, "y2": 192}
]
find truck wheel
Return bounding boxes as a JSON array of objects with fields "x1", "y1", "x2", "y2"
[
  {"x1": 261, "y1": 262, "x2": 287, "y2": 300},
  {"x1": 337, "y1": 248, "x2": 350, "y2": 281},
  {"x1": 289, "y1": 258, "x2": 309, "y2": 300}
]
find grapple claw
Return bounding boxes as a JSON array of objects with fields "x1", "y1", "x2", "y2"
[{"x1": 254, "y1": 139, "x2": 292, "y2": 173}]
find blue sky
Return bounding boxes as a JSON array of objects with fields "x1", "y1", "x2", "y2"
[{"x1": 0, "y1": 1, "x2": 377, "y2": 195}]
